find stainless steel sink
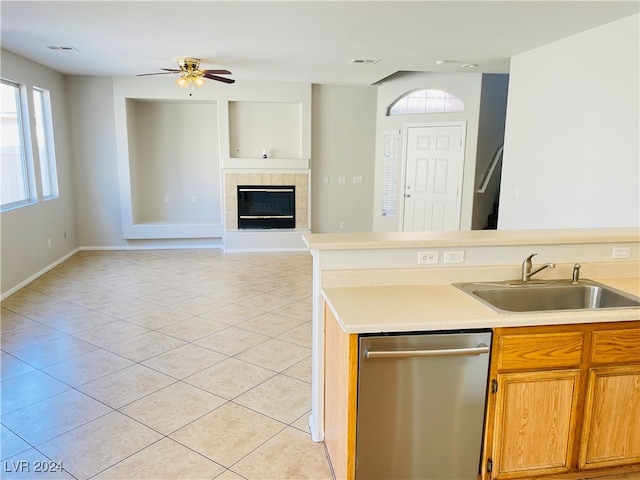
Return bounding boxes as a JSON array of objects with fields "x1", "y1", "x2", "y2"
[{"x1": 453, "y1": 279, "x2": 640, "y2": 314}]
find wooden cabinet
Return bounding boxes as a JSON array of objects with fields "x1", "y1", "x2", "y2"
[
  {"x1": 482, "y1": 322, "x2": 640, "y2": 480},
  {"x1": 324, "y1": 304, "x2": 358, "y2": 480},
  {"x1": 580, "y1": 327, "x2": 640, "y2": 470},
  {"x1": 491, "y1": 369, "x2": 581, "y2": 478},
  {"x1": 486, "y1": 328, "x2": 585, "y2": 479}
]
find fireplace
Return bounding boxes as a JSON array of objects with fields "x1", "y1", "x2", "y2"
[{"x1": 237, "y1": 185, "x2": 296, "y2": 229}]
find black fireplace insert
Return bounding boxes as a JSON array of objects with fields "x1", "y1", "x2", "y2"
[{"x1": 237, "y1": 185, "x2": 295, "y2": 229}]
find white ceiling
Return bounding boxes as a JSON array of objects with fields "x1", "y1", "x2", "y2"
[{"x1": 2, "y1": 1, "x2": 638, "y2": 86}]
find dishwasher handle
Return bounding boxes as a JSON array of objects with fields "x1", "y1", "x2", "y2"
[{"x1": 364, "y1": 343, "x2": 490, "y2": 359}]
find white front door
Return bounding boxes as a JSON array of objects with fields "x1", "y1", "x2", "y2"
[{"x1": 402, "y1": 124, "x2": 465, "y2": 231}]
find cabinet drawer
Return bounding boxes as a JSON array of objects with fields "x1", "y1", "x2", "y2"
[
  {"x1": 591, "y1": 328, "x2": 640, "y2": 364},
  {"x1": 496, "y1": 332, "x2": 584, "y2": 370}
]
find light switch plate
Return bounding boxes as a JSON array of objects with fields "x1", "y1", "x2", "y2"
[
  {"x1": 612, "y1": 246, "x2": 631, "y2": 259},
  {"x1": 444, "y1": 251, "x2": 465, "y2": 263}
]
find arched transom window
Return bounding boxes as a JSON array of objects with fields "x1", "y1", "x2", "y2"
[{"x1": 388, "y1": 89, "x2": 464, "y2": 115}]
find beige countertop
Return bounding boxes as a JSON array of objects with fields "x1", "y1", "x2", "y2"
[
  {"x1": 323, "y1": 277, "x2": 640, "y2": 334},
  {"x1": 305, "y1": 227, "x2": 640, "y2": 251}
]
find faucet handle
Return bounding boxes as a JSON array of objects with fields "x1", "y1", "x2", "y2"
[
  {"x1": 572, "y1": 263, "x2": 581, "y2": 284},
  {"x1": 523, "y1": 253, "x2": 537, "y2": 268}
]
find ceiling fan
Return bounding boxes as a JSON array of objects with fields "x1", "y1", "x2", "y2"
[{"x1": 138, "y1": 57, "x2": 235, "y2": 88}]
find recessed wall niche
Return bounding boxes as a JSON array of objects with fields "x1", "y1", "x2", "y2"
[
  {"x1": 229, "y1": 101, "x2": 302, "y2": 159},
  {"x1": 126, "y1": 99, "x2": 221, "y2": 224}
]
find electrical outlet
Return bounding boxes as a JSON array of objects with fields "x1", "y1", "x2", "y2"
[
  {"x1": 338, "y1": 176, "x2": 347, "y2": 185},
  {"x1": 164, "y1": 196, "x2": 169, "y2": 203},
  {"x1": 418, "y1": 251, "x2": 438, "y2": 265}
]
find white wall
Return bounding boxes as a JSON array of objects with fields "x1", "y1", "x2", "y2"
[
  {"x1": 499, "y1": 14, "x2": 639, "y2": 229},
  {"x1": 372, "y1": 72, "x2": 483, "y2": 232},
  {"x1": 311, "y1": 84, "x2": 377, "y2": 232},
  {"x1": 1, "y1": 50, "x2": 78, "y2": 295}
]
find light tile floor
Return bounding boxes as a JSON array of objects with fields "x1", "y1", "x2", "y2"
[
  {"x1": 2, "y1": 250, "x2": 639, "y2": 480},
  {"x1": 1, "y1": 250, "x2": 332, "y2": 480}
]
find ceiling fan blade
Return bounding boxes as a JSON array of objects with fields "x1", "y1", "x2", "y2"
[
  {"x1": 137, "y1": 71, "x2": 180, "y2": 76},
  {"x1": 202, "y1": 69, "x2": 232, "y2": 75},
  {"x1": 204, "y1": 73, "x2": 235, "y2": 84},
  {"x1": 161, "y1": 68, "x2": 181, "y2": 73}
]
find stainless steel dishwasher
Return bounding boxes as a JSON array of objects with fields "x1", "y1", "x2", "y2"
[{"x1": 355, "y1": 330, "x2": 492, "y2": 480}]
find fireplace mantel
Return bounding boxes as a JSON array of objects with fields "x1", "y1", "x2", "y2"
[{"x1": 222, "y1": 157, "x2": 310, "y2": 171}]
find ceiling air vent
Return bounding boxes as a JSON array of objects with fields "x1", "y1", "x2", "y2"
[
  {"x1": 350, "y1": 59, "x2": 380, "y2": 65},
  {"x1": 46, "y1": 46, "x2": 79, "y2": 52}
]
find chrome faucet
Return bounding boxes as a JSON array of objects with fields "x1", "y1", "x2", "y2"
[{"x1": 521, "y1": 253, "x2": 555, "y2": 281}]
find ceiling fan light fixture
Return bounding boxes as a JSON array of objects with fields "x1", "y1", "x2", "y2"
[
  {"x1": 175, "y1": 73, "x2": 205, "y2": 89},
  {"x1": 139, "y1": 57, "x2": 233, "y2": 86},
  {"x1": 192, "y1": 75, "x2": 205, "y2": 87},
  {"x1": 175, "y1": 76, "x2": 190, "y2": 88}
]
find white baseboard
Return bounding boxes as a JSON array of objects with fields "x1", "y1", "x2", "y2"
[
  {"x1": 1, "y1": 242, "x2": 226, "y2": 300},
  {"x1": 1, "y1": 237, "x2": 310, "y2": 299},
  {"x1": 79, "y1": 243, "x2": 224, "y2": 251},
  {"x1": 1, "y1": 248, "x2": 81, "y2": 301}
]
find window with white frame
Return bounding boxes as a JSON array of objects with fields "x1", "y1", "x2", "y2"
[
  {"x1": 1, "y1": 80, "x2": 33, "y2": 210},
  {"x1": 33, "y1": 87, "x2": 59, "y2": 199},
  {"x1": 388, "y1": 89, "x2": 464, "y2": 115}
]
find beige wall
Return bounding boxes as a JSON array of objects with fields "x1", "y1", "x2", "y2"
[
  {"x1": 66, "y1": 75, "x2": 124, "y2": 247},
  {"x1": 1, "y1": 50, "x2": 78, "y2": 295},
  {"x1": 311, "y1": 84, "x2": 377, "y2": 233},
  {"x1": 130, "y1": 100, "x2": 221, "y2": 223}
]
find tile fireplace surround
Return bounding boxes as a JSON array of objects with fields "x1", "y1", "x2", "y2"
[{"x1": 224, "y1": 173, "x2": 309, "y2": 231}]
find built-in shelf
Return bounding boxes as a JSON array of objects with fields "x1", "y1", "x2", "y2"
[
  {"x1": 124, "y1": 221, "x2": 224, "y2": 239},
  {"x1": 228, "y1": 101, "x2": 303, "y2": 159}
]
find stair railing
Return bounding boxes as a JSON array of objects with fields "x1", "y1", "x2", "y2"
[{"x1": 477, "y1": 144, "x2": 504, "y2": 194}]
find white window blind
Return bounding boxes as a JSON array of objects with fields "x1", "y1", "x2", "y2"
[
  {"x1": 382, "y1": 130, "x2": 400, "y2": 217},
  {"x1": 33, "y1": 87, "x2": 59, "y2": 200},
  {"x1": 1, "y1": 80, "x2": 32, "y2": 210},
  {"x1": 388, "y1": 89, "x2": 464, "y2": 115}
]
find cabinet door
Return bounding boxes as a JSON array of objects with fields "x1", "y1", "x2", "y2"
[
  {"x1": 490, "y1": 369, "x2": 581, "y2": 479},
  {"x1": 579, "y1": 365, "x2": 640, "y2": 469}
]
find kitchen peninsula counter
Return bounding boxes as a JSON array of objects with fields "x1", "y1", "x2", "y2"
[
  {"x1": 303, "y1": 227, "x2": 640, "y2": 444},
  {"x1": 322, "y1": 275, "x2": 640, "y2": 335}
]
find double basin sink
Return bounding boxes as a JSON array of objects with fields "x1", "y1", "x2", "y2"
[{"x1": 454, "y1": 279, "x2": 640, "y2": 314}]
